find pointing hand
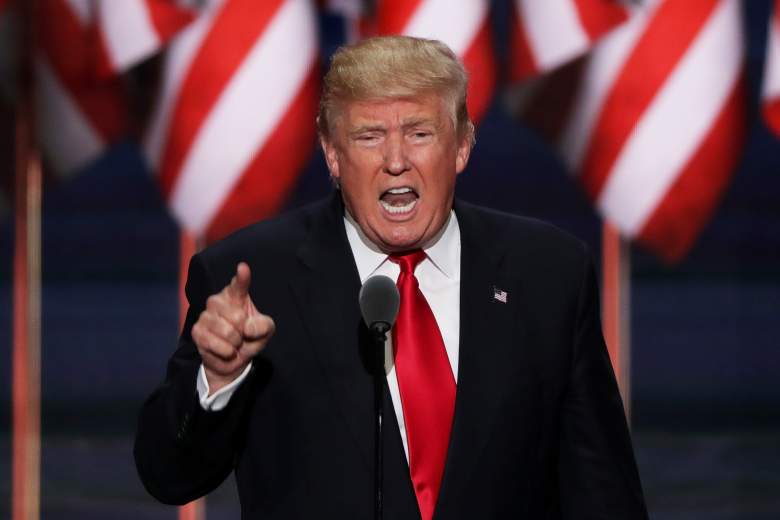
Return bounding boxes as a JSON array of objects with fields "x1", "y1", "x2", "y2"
[{"x1": 191, "y1": 262, "x2": 275, "y2": 394}]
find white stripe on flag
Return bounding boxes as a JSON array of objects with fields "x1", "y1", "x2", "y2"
[
  {"x1": 598, "y1": 0, "x2": 742, "y2": 235},
  {"x1": 145, "y1": 0, "x2": 225, "y2": 169},
  {"x1": 402, "y1": 0, "x2": 487, "y2": 56},
  {"x1": 763, "y1": 6, "x2": 780, "y2": 102},
  {"x1": 35, "y1": 56, "x2": 104, "y2": 176},
  {"x1": 169, "y1": 0, "x2": 316, "y2": 235},
  {"x1": 560, "y1": 2, "x2": 657, "y2": 171},
  {"x1": 516, "y1": 0, "x2": 589, "y2": 72},
  {"x1": 97, "y1": 0, "x2": 161, "y2": 73},
  {"x1": 64, "y1": 0, "x2": 92, "y2": 25}
]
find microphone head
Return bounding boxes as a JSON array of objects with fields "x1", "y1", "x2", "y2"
[{"x1": 359, "y1": 275, "x2": 400, "y2": 331}]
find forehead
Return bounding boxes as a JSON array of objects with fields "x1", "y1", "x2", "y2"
[{"x1": 341, "y1": 96, "x2": 448, "y2": 127}]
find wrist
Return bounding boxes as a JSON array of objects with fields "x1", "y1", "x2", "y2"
[{"x1": 204, "y1": 365, "x2": 247, "y2": 395}]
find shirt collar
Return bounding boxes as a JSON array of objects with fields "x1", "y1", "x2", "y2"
[{"x1": 344, "y1": 209, "x2": 460, "y2": 283}]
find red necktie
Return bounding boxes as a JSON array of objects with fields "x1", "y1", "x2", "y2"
[{"x1": 390, "y1": 250, "x2": 456, "y2": 520}]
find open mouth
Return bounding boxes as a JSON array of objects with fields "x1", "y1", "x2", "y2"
[{"x1": 379, "y1": 186, "x2": 419, "y2": 215}]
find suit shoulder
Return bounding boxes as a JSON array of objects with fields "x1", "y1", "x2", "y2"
[
  {"x1": 195, "y1": 198, "x2": 328, "y2": 269},
  {"x1": 456, "y1": 200, "x2": 589, "y2": 265}
]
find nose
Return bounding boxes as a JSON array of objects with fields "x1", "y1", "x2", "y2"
[{"x1": 383, "y1": 133, "x2": 410, "y2": 176}]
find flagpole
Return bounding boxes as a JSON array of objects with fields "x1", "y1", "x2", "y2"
[
  {"x1": 178, "y1": 230, "x2": 206, "y2": 520},
  {"x1": 12, "y1": 102, "x2": 43, "y2": 520},
  {"x1": 12, "y1": 0, "x2": 42, "y2": 518},
  {"x1": 601, "y1": 222, "x2": 632, "y2": 422}
]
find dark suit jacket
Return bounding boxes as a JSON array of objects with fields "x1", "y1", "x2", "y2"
[{"x1": 134, "y1": 193, "x2": 648, "y2": 519}]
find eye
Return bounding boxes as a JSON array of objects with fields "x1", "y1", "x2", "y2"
[
  {"x1": 410, "y1": 130, "x2": 432, "y2": 140},
  {"x1": 355, "y1": 133, "x2": 381, "y2": 144}
]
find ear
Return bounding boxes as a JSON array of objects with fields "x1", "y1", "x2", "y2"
[
  {"x1": 454, "y1": 125, "x2": 473, "y2": 175},
  {"x1": 320, "y1": 135, "x2": 340, "y2": 180}
]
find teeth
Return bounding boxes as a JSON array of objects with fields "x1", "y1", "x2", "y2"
[
  {"x1": 380, "y1": 198, "x2": 418, "y2": 214},
  {"x1": 387, "y1": 187, "x2": 412, "y2": 194}
]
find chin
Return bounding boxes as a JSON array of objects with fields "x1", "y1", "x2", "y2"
[{"x1": 379, "y1": 226, "x2": 425, "y2": 252}]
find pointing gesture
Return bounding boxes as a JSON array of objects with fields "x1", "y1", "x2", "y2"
[
  {"x1": 191, "y1": 262, "x2": 275, "y2": 394},
  {"x1": 226, "y1": 261, "x2": 251, "y2": 297}
]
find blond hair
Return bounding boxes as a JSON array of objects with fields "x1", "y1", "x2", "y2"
[{"x1": 318, "y1": 35, "x2": 474, "y2": 142}]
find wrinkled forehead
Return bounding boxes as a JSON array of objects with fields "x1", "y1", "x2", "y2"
[{"x1": 332, "y1": 94, "x2": 454, "y2": 132}]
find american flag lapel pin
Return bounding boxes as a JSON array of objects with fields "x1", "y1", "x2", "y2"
[{"x1": 492, "y1": 285, "x2": 508, "y2": 304}]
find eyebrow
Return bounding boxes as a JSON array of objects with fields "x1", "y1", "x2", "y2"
[
  {"x1": 401, "y1": 117, "x2": 437, "y2": 129},
  {"x1": 348, "y1": 124, "x2": 386, "y2": 135}
]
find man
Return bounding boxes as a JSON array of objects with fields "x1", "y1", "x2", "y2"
[{"x1": 135, "y1": 36, "x2": 648, "y2": 519}]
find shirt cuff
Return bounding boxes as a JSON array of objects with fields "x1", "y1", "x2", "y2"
[{"x1": 196, "y1": 363, "x2": 253, "y2": 412}]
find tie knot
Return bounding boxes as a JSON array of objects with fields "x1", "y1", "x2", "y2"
[{"x1": 389, "y1": 250, "x2": 426, "y2": 274}]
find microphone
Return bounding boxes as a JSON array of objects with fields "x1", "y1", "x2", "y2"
[
  {"x1": 359, "y1": 275, "x2": 400, "y2": 335},
  {"x1": 359, "y1": 274, "x2": 399, "y2": 520}
]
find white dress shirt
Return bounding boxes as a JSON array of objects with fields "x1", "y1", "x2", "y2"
[
  {"x1": 344, "y1": 210, "x2": 461, "y2": 460},
  {"x1": 197, "y1": 210, "x2": 462, "y2": 460}
]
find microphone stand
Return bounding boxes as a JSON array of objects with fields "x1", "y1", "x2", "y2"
[{"x1": 370, "y1": 322, "x2": 390, "y2": 520}]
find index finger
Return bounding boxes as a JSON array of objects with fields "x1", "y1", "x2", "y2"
[{"x1": 226, "y1": 262, "x2": 251, "y2": 299}]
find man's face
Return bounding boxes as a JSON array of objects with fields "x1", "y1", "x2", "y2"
[{"x1": 321, "y1": 95, "x2": 472, "y2": 253}]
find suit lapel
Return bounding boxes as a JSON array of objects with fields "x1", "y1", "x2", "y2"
[
  {"x1": 435, "y1": 201, "x2": 540, "y2": 515},
  {"x1": 288, "y1": 194, "x2": 420, "y2": 518},
  {"x1": 289, "y1": 194, "x2": 375, "y2": 461}
]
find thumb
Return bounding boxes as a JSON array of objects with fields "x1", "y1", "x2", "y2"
[{"x1": 227, "y1": 262, "x2": 251, "y2": 299}]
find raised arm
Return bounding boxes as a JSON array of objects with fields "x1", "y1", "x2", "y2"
[{"x1": 134, "y1": 255, "x2": 274, "y2": 505}]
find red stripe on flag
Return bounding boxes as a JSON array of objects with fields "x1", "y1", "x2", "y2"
[
  {"x1": 579, "y1": 0, "x2": 720, "y2": 200},
  {"x1": 461, "y1": 19, "x2": 495, "y2": 124},
  {"x1": 376, "y1": 0, "x2": 422, "y2": 35},
  {"x1": 158, "y1": 0, "x2": 286, "y2": 199},
  {"x1": 36, "y1": 0, "x2": 97, "y2": 92},
  {"x1": 766, "y1": 1, "x2": 780, "y2": 136},
  {"x1": 205, "y1": 63, "x2": 319, "y2": 243},
  {"x1": 94, "y1": 0, "x2": 194, "y2": 80},
  {"x1": 146, "y1": 0, "x2": 196, "y2": 44},
  {"x1": 94, "y1": 21, "x2": 116, "y2": 81},
  {"x1": 573, "y1": 0, "x2": 629, "y2": 41},
  {"x1": 37, "y1": 0, "x2": 126, "y2": 140},
  {"x1": 509, "y1": 8, "x2": 539, "y2": 82},
  {"x1": 765, "y1": 98, "x2": 780, "y2": 136},
  {"x1": 637, "y1": 76, "x2": 746, "y2": 262}
]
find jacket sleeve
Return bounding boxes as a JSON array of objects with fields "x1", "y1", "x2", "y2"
[
  {"x1": 557, "y1": 252, "x2": 649, "y2": 519},
  {"x1": 134, "y1": 253, "x2": 260, "y2": 505}
]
